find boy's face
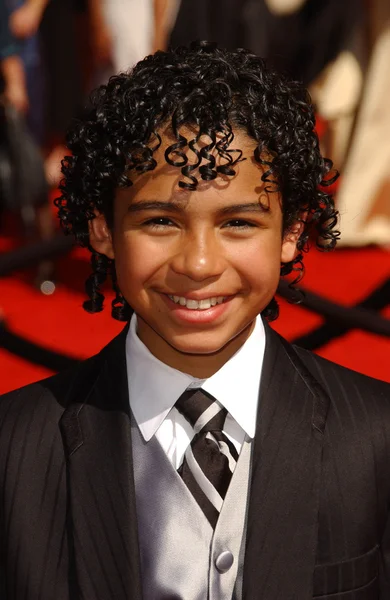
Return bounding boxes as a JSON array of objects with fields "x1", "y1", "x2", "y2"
[{"x1": 90, "y1": 129, "x2": 301, "y2": 375}]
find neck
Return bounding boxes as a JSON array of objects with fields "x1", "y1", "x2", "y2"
[{"x1": 136, "y1": 318, "x2": 256, "y2": 378}]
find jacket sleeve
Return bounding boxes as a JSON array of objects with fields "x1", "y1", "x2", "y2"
[{"x1": 379, "y1": 510, "x2": 390, "y2": 597}]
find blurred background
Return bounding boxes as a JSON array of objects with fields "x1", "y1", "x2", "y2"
[{"x1": 0, "y1": 0, "x2": 389, "y2": 394}]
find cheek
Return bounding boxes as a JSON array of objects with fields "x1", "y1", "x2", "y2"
[
  {"x1": 113, "y1": 233, "x2": 167, "y2": 288},
  {"x1": 232, "y1": 236, "x2": 283, "y2": 286}
]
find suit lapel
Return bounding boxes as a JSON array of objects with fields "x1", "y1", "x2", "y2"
[
  {"x1": 243, "y1": 323, "x2": 330, "y2": 600},
  {"x1": 60, "y1": 326, "x2": 142, "y2": 600}
]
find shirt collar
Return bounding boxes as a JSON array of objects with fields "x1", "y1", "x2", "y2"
[{"x1": 126, "y1": 314, "x2": 265, "y2": 441}]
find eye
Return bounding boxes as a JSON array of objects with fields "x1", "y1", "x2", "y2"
[
  {"x1": 223, "y1": 219, "x2": 257, "y2": 229},
  {"x1": 143, "y1": 217, "x2": 177, "y2": 230}
]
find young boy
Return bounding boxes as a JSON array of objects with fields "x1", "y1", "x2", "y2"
[{"x1": 1, "y1": 41, "x2": 389, "y2": 600}]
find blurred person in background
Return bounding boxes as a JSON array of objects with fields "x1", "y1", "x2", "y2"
[
  {"x1": 254, "y1": 0, "x2": 390, "y2": 247},
  {"x1": 7, "y1": 0, "x2": 48, "y2": 140},
  {"x1": 0, "y1": 0, "x2": 28, "y2": 113},
  {"x1": 1, "y1": 0, "x2": 56, "y2": 287},
  {"x1": 1, "y1": 0, "x2": 108, "y2": 287},
  {"x1": 335, "y1": 0, "x2": 390, "y2": 247},
  {"x1": 8, "y1": 0, "x2": 97, "y2": 187},
  {"x1": 38, "y1": 0, "x2": 83, "y2": 187},
  {"x1": 0, "y1": 0, "x2": 25, "y2": 321}
]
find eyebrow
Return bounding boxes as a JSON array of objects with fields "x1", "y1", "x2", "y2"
[
  {"x1": 218, "y1": 202, "x2": 271, "y2": 215},
  {"x1": 127, "y1": 201, "x2": 182, "y2": 214},
  {"x1": 127, "y1": 200, "x2": 271, "y2": 215}
]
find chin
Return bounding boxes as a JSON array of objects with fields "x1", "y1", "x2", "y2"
[{"x1": 167, "y1": 332, "x2": 233, "y2": 357}]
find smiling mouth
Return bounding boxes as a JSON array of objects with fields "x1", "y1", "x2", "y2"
[{"x1": 167, "y1": 295, "x2": 228, "y2": 310}]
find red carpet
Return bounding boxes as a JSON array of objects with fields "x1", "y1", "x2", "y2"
[{"x1": 0, "y1": 241, "x2": 389, "y2": 394}]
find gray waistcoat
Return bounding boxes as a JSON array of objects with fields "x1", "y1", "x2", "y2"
[{"x1": 131, "y1": 416, "x2": 252, "y2": 600}]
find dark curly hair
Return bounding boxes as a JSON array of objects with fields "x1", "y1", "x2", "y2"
[{"x1": 56, "y1": 40, "x2": 339, "y2": 321}]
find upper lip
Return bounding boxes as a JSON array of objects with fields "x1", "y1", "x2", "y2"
[{"x1": 164, "y1": 293, "x2": 232, "y2": 301}]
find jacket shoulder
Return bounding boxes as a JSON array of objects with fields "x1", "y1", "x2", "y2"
[
  {"x1": 0, "y1": 322, "x2": 128, "y2": 435},
  {"x1": 0, "y1": 352, "x2": 101, "y2": 428},
  {"x1": 293, "y1": 345, "x2": 390, "y2": 404}
]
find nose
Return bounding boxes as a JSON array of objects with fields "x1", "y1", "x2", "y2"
[{"x1": 170, "y1": 231, "x2": 225, "y2": 282}]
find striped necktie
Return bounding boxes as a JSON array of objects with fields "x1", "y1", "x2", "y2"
[{"x1": 175, "y1": 388, "x2": 239, "y2": 528}]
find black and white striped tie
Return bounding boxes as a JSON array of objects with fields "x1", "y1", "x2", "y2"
[{"x1": 175, "y1": 388, "x2": 239, "y2": 528}]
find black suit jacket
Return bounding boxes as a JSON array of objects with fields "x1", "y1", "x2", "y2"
[{"x1": 1, "y1": 323, "x2": 390, "y2": 599}]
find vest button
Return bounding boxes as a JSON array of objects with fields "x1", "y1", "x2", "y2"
[{"x1": 215, "y1": 551, "x2": 234, "y2": 573}]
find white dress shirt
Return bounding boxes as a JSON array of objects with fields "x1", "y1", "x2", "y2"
[{"x1": 126, "y1": 315, "x2": 266, "y2": 469}]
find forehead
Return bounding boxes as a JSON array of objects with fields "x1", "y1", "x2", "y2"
[{"x1": 117, "y1": 127, "x2": 280, "y2": 210}]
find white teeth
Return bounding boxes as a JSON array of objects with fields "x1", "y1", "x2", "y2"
[
  {"x1": 168, "y1": 295, "x2": 226, "y2": 310},
  {"x1": 186, "y1": 299, "x2": 199, "y2": 309},
  {"x1": 199, "y1": 299, "x2": 211, "y2": 310}
]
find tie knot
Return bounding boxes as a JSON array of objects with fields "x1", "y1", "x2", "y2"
[{"x1": 175, "y1": 389, "x2": 226, "y2": 433}]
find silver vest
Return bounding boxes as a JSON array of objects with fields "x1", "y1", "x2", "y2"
[{"x1": 131, "y1": 416, "x2": 252, "y2": 599}]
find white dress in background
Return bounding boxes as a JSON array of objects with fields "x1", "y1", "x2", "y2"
[
  {"x1": 336, "y1": 3, "x2": 390, "y2": 247},
  {"x1": 102, "y1": 0, "x2": 153, "y2": 73}
]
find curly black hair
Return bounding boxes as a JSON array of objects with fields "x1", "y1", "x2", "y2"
[{"x1": 56, "y1": 40, "x2": 339, "y2": 322}]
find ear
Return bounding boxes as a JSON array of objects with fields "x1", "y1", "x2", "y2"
[
  {"x1": 280, "y1": 218, "x2": 304, "y2": 264},
  {"x1": 89, "y1": 212, "x2": 115, "y2": 259}
]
